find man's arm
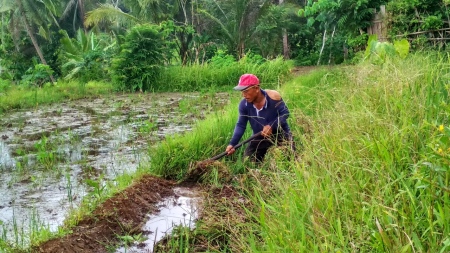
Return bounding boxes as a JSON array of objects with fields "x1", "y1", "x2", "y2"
[{"x1": 229, "y1": 100, "x2": 249, "y2": 146}]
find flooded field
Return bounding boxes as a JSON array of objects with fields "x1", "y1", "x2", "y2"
[{"x1": 0, "y1": 92, "x2": 229, "y2": 249}]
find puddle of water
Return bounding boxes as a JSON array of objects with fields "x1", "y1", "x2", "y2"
[
  {"x1": 0, "y1": 93, "x2": 228, "y2": 247},
  {"x1": 115, "y1": 187, "x2": 201, "y2": 253}
]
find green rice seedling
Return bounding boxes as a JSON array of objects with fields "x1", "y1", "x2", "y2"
[
  {"x1": 28, "y1": 209, "x2": 49, "y2": 243},
  {"x1": 34, "y1": 136, "x2": 57, "y2": 170},
  {"x1": 154, "y1": 225, "x2": 193, "y2": 253},
  {"x1": 65, "y1": 172, "x2": 74, "y2": 204},
  {"x1": 138, "y1": 118, "x2": 157, "y2": 135}
]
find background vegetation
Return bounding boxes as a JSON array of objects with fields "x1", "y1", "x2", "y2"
[{"x1": 1, "y1": 0, "x2": 450, "y2": 93}]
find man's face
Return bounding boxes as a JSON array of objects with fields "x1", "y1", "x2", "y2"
[{"x1": 241, "y1": 85, "x2": 259, "y2": 103}]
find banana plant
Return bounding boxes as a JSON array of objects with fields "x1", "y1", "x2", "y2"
[{"x1": 59, "y1": 29, "x2": 114, "y2": 81}]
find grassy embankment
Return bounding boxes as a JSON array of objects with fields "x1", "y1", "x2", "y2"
[
  {"x1": 0, "y1": 81, "x2": 114, "y2": 114},
  {"x1": 149, "y1": 53, "x2": 449, "y2": 252}
]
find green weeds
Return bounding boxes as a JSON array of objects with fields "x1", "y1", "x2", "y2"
[
  {"x1": 241, "y1": 53, "x2": 450, "y2": 252},
  {"x1": 34, "y1": 136, "x2": 58, "y2": 170}
]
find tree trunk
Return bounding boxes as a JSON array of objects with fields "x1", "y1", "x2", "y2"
[
  {"x1": 9, "y1": 10, "x2": 21, "y2": 52},
  {"x1": 317, "y1": 28, "x2": 327, "y2": 65},
  {"x1": 279, "y1": 0, "x2": 289, "y2": 59},
  {"x1": 16, "y1": 0, "x2": 55, "y2": 84},
  {"x1": 1, "y1": 13, "x2": 4, "y2": 47},
  {"x1": 78, "y1": 0, "x2": 86, "y2": 32},
  {"x1": 328, "y1": 25, "x2": 336, "y2": 65},
  {"x1": 282, "y1": 28, "x2": 289, "y2": 59}
]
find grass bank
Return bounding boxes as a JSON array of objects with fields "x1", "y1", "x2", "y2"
[
  {"x1": 0, "y1": 81, "x2": 114, "y2": 114},
  {"x1": 150, "y1": 53, "x2": 449, "y2": 252}
]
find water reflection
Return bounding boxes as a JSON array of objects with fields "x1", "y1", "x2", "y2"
[{"x1": 115, "y1": 187, "x2": 201, "y2": 253}]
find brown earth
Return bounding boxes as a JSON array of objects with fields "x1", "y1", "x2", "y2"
[
  {"x1": 33, "y1": 172, "x2": 241, "y2": 253},
  {"x1": 34, "y1": 175, "x2": 177, "y2": 253}
]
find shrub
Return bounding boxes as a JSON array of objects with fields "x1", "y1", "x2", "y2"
[
  {"x1": 21, "y1": 64, "x2": 54, "y2": 87},
  {"x1": 111, "y1": 24, "x2": 168, "y2": 92}
]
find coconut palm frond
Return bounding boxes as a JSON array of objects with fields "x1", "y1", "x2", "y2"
[
  {"x1": 64, "y1": 65, "x2": 82, "y2": 80},
  {"x1": 198, "y1": 9, "x2": 234, "y2": 43},
  {"x1": 85, "y1": 4, "x2": 141, "y2": 28},
  {"x1": 0, "y1": 0, "x2": 14, "y2": 12}
]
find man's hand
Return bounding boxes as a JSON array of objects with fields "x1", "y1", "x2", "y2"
[
  {"x1": 261, "y1": 125, "x2": 272, "y2": 138},
  {"x1": 226, "y1": 145, "x2": 235, "y2": 155}
]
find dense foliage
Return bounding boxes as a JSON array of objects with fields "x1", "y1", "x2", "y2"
[
  {"x1": 110, "y1": 24, "x2": 168, "y2": 91},
  {"x1": 1, "y1": 0, "x2": 449, "y2": 89}
]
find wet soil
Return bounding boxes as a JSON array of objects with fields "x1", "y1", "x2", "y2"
[
  {"x1": 34, "y1": 175, "x2": 176, "y2": 253},
  {"x1": 33, "y1": 174, "x2": 244, "y2": 253}
]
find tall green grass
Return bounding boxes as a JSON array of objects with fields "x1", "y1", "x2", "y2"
[
  {"x1": 243, "y1": 53, "x2": 450, "y2": 252},
  {"x1": 150, "y1": 52, "x2": 449, "y2": 252},
  {"x1": 154, "y1": 57, "x2": 293, "y2": 92},
  {"x1": 148, "y1": 94, "x2": 244, "y2": 179}
]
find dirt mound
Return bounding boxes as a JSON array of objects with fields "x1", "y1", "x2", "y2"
[{"x1": 34, "y1": 175, "x2": 176, "y2": 253}]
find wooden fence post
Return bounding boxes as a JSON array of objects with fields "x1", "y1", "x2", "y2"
[{"x1": 368, "y1": 5, "x2": 387, "y2": 41}]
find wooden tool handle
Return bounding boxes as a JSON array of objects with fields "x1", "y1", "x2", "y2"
[{"x1": 209, "y1": 132, "x2": 262, "y2": 161}]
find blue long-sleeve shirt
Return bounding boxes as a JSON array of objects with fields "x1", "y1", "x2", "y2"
[{"x1": 229, "y1": 89, "x2": 291, "y2": 146}]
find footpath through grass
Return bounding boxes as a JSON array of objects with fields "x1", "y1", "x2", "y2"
[{"x1": 150, "y1": 53, "x2": 450, "y2": 252}]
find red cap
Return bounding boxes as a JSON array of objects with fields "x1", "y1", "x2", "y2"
[{"x1": 234, "y1": 74, "x2": 260, "y2": 91}]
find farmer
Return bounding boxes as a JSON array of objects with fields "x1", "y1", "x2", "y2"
[{"x1": 225, "y1": 73, "x2": 294, "y2": 162}]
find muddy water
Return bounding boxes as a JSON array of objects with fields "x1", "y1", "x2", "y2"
[
  {"x1": 116, "y1": 187, "x2": 201, "y2": 253},
  {"x1": 0, "y1": 92, "x2": 228, "y2": 246}
]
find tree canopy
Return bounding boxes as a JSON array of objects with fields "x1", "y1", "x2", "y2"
[{"x1": 0, "y1": 0, "x2": 448, "y2": 84}]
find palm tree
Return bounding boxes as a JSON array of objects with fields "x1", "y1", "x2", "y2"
[
  {"x1": 0, "y1": 0, "x2": 58, "y2": 82},
  {"x1": 85, "y1": 0, "x2": 196, "y2": 64},
  {"x1": 198, "y1": 0, "x2": 272, "y2": 58},
  {"x1": 59, "y1": 0, "x2": 108, "y2": 34},
  {"x1": 60, "y1": 0, "x2": 87, "y2": 33},
  {"x1": 84, "y1": 3, "x2": 142, "y2": 30}
]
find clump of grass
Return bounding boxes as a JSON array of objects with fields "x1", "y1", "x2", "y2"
[
  {"x1": 155, "y1": 57, "x2": 293, "y2": 92},
  {"x1": 148, "y1": 101, "x2": 242, "y2": 179}
]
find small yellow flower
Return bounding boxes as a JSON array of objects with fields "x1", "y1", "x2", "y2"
[
  {"x1": 439, "y1": 125, "x2": 445, "y2": 132},
  {"x1": 438, "y1": 148, "x2": 444, "y2": 155}
]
